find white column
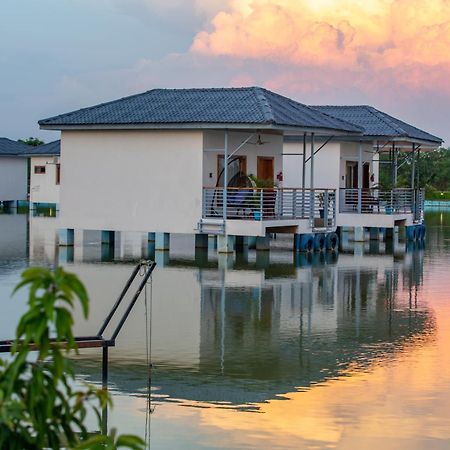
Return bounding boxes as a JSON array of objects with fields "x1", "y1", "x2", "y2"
[
  {"x1": 223, "y1": 130, "x2": 229, "y2": 222},
  {"x1": 357, "y1": 140, "x2": 363, "y2": 213}
]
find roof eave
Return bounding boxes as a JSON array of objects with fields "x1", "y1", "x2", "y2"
[
  {"x1": 309, "y1": 134, "x2": 442, "y2": 147},
  {"x1": 39, "y1": 122, "x2": 362, "y2": 136}
]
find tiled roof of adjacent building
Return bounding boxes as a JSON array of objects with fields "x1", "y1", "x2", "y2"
[
  {"x1": 312, "y1": 105, "x2": 442, "y2": 145},
  {"x1": 39, "y1": 87, "x2": 362, "y2": 134},
  {"x1": 25, "y1": 140, "x2": 60, "y2": 156},
  {"x1": 0, "y1": 138, "x2": 31, "y2": 156}
]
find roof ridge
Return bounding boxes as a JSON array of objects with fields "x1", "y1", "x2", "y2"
[
  {"x1": 368, "y1": 106, "x2": 443, "y2": 141},
  {"x1": 365, "y1": 106, "x2": 407, "y2": 136},
  {"x1": 260, "y1": 90, "x2": 360, "y2": 131},
  {"x1": 254, "y1": 87, "x2": 275, "y2": 124}
]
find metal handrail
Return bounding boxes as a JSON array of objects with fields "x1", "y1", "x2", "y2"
[
  {"x1": 202, "y1": 187, "x2": 336, "y2": 230},
  {"x1": 338, "y1": 188, "x2": 422, "y2": 215}
]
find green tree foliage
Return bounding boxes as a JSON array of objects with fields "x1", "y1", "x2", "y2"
[
  {"x1": 379, "y1": 147, "x2": 450, "y2": 194},
  {"x1": 0, "y1": 267, "x2": 144, "y2": 450},
  {"x1": 18, "y1": 137, "x2": 44, "y2": 147}
]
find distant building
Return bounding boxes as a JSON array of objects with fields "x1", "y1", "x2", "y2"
[
  {"x1": 26, "y1": 140, "x2": 61, "y2": 208},
  {"x1": 0, "y1": 138, "x2": 29, "y2": 205}
]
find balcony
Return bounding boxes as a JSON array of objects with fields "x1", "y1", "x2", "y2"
[
  {"x1": 339, "y1": 188, "x2": 424, "y2": 221},
  {"x1": 202, "y1": 187, "x2": 336, "y2": 231}
]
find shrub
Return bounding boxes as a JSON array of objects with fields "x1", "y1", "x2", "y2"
[{"x1": 0, "y1": 267, "x2": 144, "y2": 449}]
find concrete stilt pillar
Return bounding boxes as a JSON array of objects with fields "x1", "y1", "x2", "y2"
[
  {"x1": 354, "y1": 227, "x2": 365, "y2": 242},
  {"x1": 147, "y1": 242, "x2": 156, "y2": 260},
  {"x1": 155, "y1": 250, "x2": 170, "y2": 266},
  {"x1": 217, "y1": 235, "x2": 235, "y2": 254},
  {"x1": 195, "y1": 233, "x2": 209, "y2": 249},
  {"x1": 369, "y1": 239, "x2": 380, "y2": 254},
  {"x1": 148, "y1": 232, "x2": 156, "y2": 242},
  {"x1": 235, "y1": 247, "x2": 249, "y2": 265},
  {"x1": 354, "y1": 242, "x2": 364, "y2": 256},
  {"x1": 247, "y1": 236, "x2": 257, "y2": 250},
  {"x1": 195, "y1": 247, "x2": 209, "y2": 266},
  {"x1": 385, "y1": 227, "x2": 394, "y2": 240},
  {"x1": 256, "y1": 235, "x2": 270, "y2": 251},
  {"x1": 58, "y1": 246, "x2": 74, "y2": 264},
  {"x1": 369, "y1": 227, "x2": 380, "y2": 241},
  {"x1": 255, "y1": 251, "x2": 270, "y2": 269},
  {"x1": 59, "y1": 228, "x2": 74, "y2": 246},
  {"x1": 101, "y1": 245, "x2": 115, "y2": 262},
  {"x1": 155, "y1": 232, "x2": 170, "y2": 251},
  {"x1": 208, "y1": 235, "x2": 217, "y2": 250},
  {"x1": 235, "y1": 236, "x2": 249, "y2": 252},
  {"x1": 101, "y1": 230, "x2": 115, "y2": 245},
  {"x1": 218, "y1": 253, "x2": 234, "y2": 270}
]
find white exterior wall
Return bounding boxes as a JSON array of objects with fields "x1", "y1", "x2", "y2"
[
  {"x1": 30, "y1": 156, "x2": 60, "y2": 205},
  {"x1": 60, "y1": 130, "x2": 203, "y2": 234},
  {"x1": 203, "y1": 131, "x2": 283, "y2": 187},
  {"x1": 283, "y1": 140, "x2": 341, "y2": 189},
  {"x1": 283, "y1": 140, "x2": 376, "y2": 190},
  {"x1": 0, "y1": 156, "x2": 27, "y2": 201}
]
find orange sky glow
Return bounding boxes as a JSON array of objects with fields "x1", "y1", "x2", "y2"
[{"x1": 192, "y1": 0, "x2": 450, "y2": 93}]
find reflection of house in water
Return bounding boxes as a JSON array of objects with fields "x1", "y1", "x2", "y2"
[
  {"x1": 25, "y1": 213, "x2": 430, "y2": 405},
  {"x1": 64, "y1": 239, "x2": 432, "y2": 408}
]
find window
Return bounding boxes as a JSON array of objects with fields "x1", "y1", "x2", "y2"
[
  {"x1": 34, "y1": 165, "x2": 46, "y2": 174},
  {"x1": 56, "y1": 164, "x2": 61, "y2": 185}
]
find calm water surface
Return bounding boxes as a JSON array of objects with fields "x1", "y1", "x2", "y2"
[{"x1": 0, "y1": 209, "x2": 449, "y2": 449}]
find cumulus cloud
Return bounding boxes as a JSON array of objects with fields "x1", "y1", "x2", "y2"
[{"x1": 191, "y1": 0, "x2": 450, "y2": 93}]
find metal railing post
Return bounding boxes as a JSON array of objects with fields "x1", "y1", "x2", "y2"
[
  {"x1": 202, "y1": 188, "x2": 207, "y2": 217},
  {"x1": 293, "y1": 189, "x2": 297, "y2": 218},
  {"x1": 357, "y1": 188, "x2": 362, "y2": 213},
  {"x1": 260, "y1": 189, "x2": 263, "y2": 220}
]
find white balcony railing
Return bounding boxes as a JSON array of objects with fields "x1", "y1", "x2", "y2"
[
  {"x1": 339, "y1": 188, "x2": 424, "y2": 220},
  {"x1": 202, "y1": 187, "x2": 336, "y2": 230}
]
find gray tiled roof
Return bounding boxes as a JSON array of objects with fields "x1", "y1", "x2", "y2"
[
  {"x1": 39, "y1": 87, "x2": 362, "y2": 134},
  {"x1": 0, "y1": 138, "x2": 30, "y2": 156},
  {"x1": 312, "y1": 105, "x2": 442, "y2": 144},
  {"x1": 25, "y1": 140, "x2": 60, "y2": 156}
]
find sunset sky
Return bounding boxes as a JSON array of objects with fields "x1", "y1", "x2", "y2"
[{"x1": 1, "y1": 0, "x2": 449, "y2": 143}]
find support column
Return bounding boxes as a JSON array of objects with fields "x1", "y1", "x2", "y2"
[
  {"x1": 101, "y1": 230, "x2": 115, "y2": 245},
  {"x1": 208, "y1": 235, "x2": 217, "y2": 250},
  {"x1": 235, "y1": 236, "x2": 249, "y2": 251},
  {"x1": 58, "y1": 228, "x2": 74, "y2": 246},
  {"x1": 195, "y1": 233, "x2": 209, "y2": 249},
  {"x1": 309, "y1": 133, "x2": 315, "y2": 223},
  {"x1": 357, "y1": 140, "x2": 363, "y2": 213},
  {"x1": 217, "y1": 235, "x2": 235, "y2": 254},
  {"x1": 369, "y1": 227, "x2": 380, "y2": 240},
  {"x1": 223, "y1": 130, "x2": 229, "y2": 222},
  {"x1": 256, "y1": 235, "x2": 270, "y2": 251},
  {"x1": 155, "y1": 232, "x2": 170, "y2": 251},
  {"x1": 247, "y1": 236, "x2": 257, "y2": 249},
  {"x1": 58, "y1": 246, "x2": 74, "y2": 264},
  {"x1": 354, "y1": 226, "x2": 365, "y2": 242}
]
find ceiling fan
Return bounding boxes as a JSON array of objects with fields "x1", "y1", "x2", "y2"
[{"x1": 248, "y1": 134, "x2": 269, "y2": 145}]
